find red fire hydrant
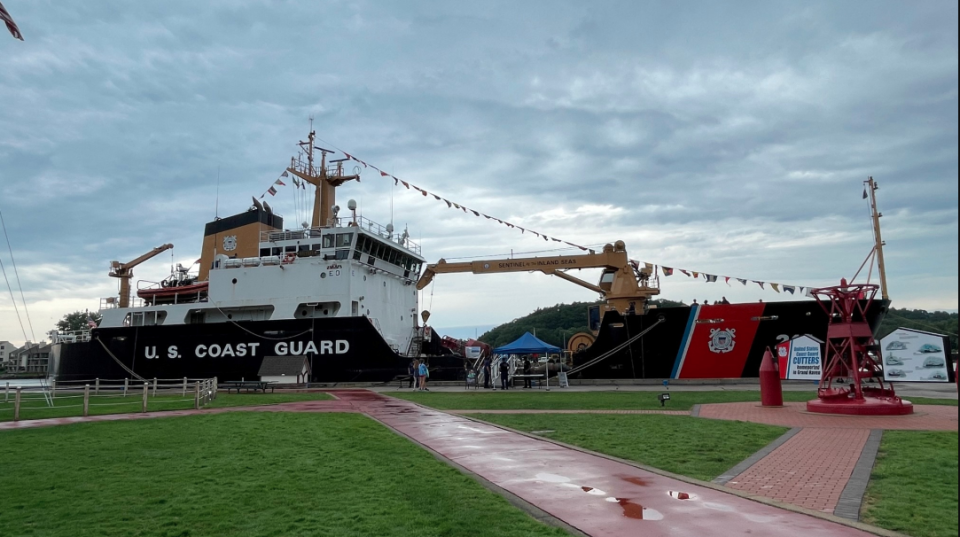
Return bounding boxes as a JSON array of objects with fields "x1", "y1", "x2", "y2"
[{"x1": 759, "y1": 347, "x2": 783, "y2": 407}]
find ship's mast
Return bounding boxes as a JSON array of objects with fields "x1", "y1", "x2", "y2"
[
  {"x1": 865, "y1": 176, "x2": 888, "y2": 300},
  {"x1": 286, "y1": 122, "x2": 359, "y2": 228}
]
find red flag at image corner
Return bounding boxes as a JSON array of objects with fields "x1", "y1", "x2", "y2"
[{"x1": 1, "y1": 1, "x2": 24, "y2": 41}]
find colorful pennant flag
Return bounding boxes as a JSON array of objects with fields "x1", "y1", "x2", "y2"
[
  {"x1": 705, "y1": 274, "x2": 718, "y2": 282},
  {"x1": 274, "y1": 179, "x2": 286, "y2": 186},
  {"x1": 662, "y1": 267, "x2": 674, "y2": 276},
  {"x1": 771, "y1": 283, "x2": 780, "y2": 293},
  {"x1": 692, "y1": 271, "x2": 699, "y2": 278},
  {"x1": 784, "y1": 285, "x2": 796, "y2": 294},
  {"x1": 679, "y1": 269, "x2": 691, "y2": 277},
  {"x1": 1, "y1": 2, "x2": 24, "y2": 41},
  {"x1": 266, "y1": 186, "x2": 277, "y2": 196},
  {"x1": 754, "y1": 281, "x2": 765, "y2": 289},
  {"x1": 281, "y1": 171, "x2": 289, "y2": 177},
  {"x1": 737, "y1": 278, "x2": 747, "y2": 286},
  {"x1": 724, "y1": 277, "x2": 731, "y2": 285}
]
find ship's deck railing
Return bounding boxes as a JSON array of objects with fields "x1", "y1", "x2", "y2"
[
  {"x1": 259, "y1": 216, "x2": 421, "y2": 255},
  {"x1": 51, "y1": 329, "x2": 92, "y2": 343},
  {"x1": 0, "y1": 377, "x2": 218, "y2": 422}
]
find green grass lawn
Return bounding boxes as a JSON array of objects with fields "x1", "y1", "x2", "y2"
[
  {"x1": 0, "y1": 412, "x2": 568, "y2": 537},
  {"x1": 0, "y1": 391, "x2": 333, "y2": 422},
  {"x1": 467, "y1": 413, "x2": 788, "y2": 481},
  {"x1": 389, "y1": 390, "x2": 957, "y2": 410},
  {"x1": 862, "y1": 431, "x2": 959, "y2": 537}
]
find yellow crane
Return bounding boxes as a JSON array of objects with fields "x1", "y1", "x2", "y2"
[
  {"x1": 416, "y1": 240, "x2": 660, "y2": 317},
  {"x1": 109, "y1": 244, "x2": 174, "y2": 308}
]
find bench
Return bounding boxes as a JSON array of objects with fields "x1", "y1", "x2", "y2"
[
  {"x1": 220, "y1": 381, "x2": 276, "y2": 394},
  {"x1": 511, "y1": 374, "x2": 546, "y2": 389}
]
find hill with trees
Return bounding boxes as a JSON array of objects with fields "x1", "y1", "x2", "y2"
[
  {"x1": 477, "y1": 299, "x2": 685, "y2": 349},
  {"x1": 478, "y1": 302, "x2": 958, "y2": 353}
]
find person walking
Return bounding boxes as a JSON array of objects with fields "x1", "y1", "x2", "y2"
[
  {"x1": 407, "y1": 359, "x2": 417, "y2": 388},
  {"x1": 418, "y1": 359, "x2": 429, "y2": 391},
  {"x1": 499, "y1": 358, "x2": 510, "y2": 390},
  {"x1": 482, "y1": 356, "x2": 492, "y2": 389},
  {"x1": 523, "y1": 356, "x2": 532, "y2": 389},
  {"x1": 411, "y1": 359, "x2": 420, "y2": 390}
]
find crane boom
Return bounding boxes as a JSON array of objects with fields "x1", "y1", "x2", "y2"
[
  {"x1": 417, "y1": 240, "x2": 660, "y2": 315},
  {"x1": 109, "y1": 243, "x2": 174, "y2": 308}
]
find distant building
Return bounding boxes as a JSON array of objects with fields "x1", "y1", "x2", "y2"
[
  {"x1": 5, "y1": 341, "x2": 51, "y2": 374},
  {"x1": 0, "y1": 340, "x2": 19, "y2": 369}
]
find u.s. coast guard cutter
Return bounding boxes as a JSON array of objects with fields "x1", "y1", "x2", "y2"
[{"x1": 54, "y1": 128, "x2": 429, "y2": 382}]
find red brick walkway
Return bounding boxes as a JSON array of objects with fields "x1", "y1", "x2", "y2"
[
  {"x1": 725, "y1": 428, "x2": 870, "y2": 513},
  {"x1": 699, "y1": 402, "x2": 957, "y2": 516},
  {"x1": 698, "y1": 401, "x2": 958, "y2": 430}
]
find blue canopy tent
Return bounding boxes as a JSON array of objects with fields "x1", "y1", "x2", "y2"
[{"x1": 492, "y1": 332, "x2": 561, "y2": 355}]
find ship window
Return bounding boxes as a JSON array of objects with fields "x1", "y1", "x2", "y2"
[
  {"x1": 388, "y1": 249, "x2": 399, "y2": 265},
  {"x1": 285, "y1": 245, "x2": 296, "y2": 253},
  {"x1": 336, "y1": 233, "x2": 353, "y2": 248},
  {"x1": 312, "y1": 243, "x2": 322, "y2": 251},
  {"x1": 359, "y1": 236, "x2": 371, "y2": 254},
  {"x1": 189, "y1": 311, "x2": 206, "y2": 324},
  {"x1": 600, "y1": 271, "x2": 615, "y2": 283},
  {"x1": 353, "y1": 250, "x2": 362, "y2": 261},
  {"x1": 260, "y1": 248, "x2": 270, "y2": 257},
  {"x1": 335, "y1": 249, "x2": 349, "y2": 260},
  {"x1": 298, "y1": 244, "x2": 310, "y2": 252},
  {"x1": 323, "y1": 235, "x2": 335, "y2": 249},
  {"x1": 272, "y1": 247, "x2": 282, "y2": 256}
]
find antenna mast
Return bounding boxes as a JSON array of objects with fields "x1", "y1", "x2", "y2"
[{"x1": 865, "y1": 177, "x2": 888, "y2": 300}]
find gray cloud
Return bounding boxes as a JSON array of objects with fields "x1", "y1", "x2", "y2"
[{"x1": 0, "y1": 0, "x2": 956, "y2": 344}]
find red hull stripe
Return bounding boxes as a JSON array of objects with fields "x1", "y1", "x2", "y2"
[{"x1": 677, "y1": 303, "x2": 766, "y2": 379}]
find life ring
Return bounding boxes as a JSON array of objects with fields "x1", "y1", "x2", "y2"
[{"x1": 282, "y1": 253, "x2": 296, "y2": 264}]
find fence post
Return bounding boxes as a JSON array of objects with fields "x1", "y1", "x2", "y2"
[
  {"x1": 123, "y1": 377, "x2": 129, "y2": 397},
  {"x1": 14, "y1": 387, "x2": 21, "y2": 421},
  {"x1": 95, "y1": 378, "x2": 100, "y2": 395},
  {"x1": 142, "y1": 383, "x2": 148, "y2": 413},
  {"x1": 51, "y1": 379, "x2": 56, "y2": 399},
  {"x1": 194, "y1": 382, "x2": 200, "y2": 410},
  {"x1": 4, "y1": 381, "x2": 8, "y2": 403},
  {"x1": 152, "y1": 377, "x2": 158, "y2": 397},
  {"x1": 182, "y1": 377, "x2": 188, "y2": 397},
  {"x1": 213, "y1": 378, "x2": 218, "y2": 400},
  {"x1": 83, "y1": 384, "x2": 90, "y2": 417}
]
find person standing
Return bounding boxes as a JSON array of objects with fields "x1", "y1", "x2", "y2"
[
  {"x1": 407, "y1": 359, "x2": 416, "y2": 389},
  {"x1": 482, "y1": 356, "x2": 492, "y2": 389},
  {"x1": 523, "y1": 357, "x2": 532, "y2": 389},
  {"x1": 499, "y1": 358, "x2": 510, "y2": 390},
  {"x1": 418, "y1": 359, "x2": 429, "y2": 391}
]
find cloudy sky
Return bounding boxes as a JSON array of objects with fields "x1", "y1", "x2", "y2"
[{"x1": 0, "y1": 0, "x2": 956, "y2": 346}]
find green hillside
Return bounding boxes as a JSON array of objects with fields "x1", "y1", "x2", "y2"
[
  {"x1": 478, "y1": 302, "x2": 958, "y2": 353},
  {"x1": 878, "y1": 308, "x2": 958, "y2": 352},
  {"x1": 477, "y1": 299, "x2": 685, "y2": 349}
]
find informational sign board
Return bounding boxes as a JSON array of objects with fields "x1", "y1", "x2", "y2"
[
  {"x1": 557, "y1": 372, "x2": 569, "y2": 388},
  {"x1": 880, "y1": 328, "x2": 953, "y2": 383},
  {"x1": 464, "y1": 346, "x2": 483, "y2": 359},
  {"x1": 776, "y1": 335, "x2": 823, "y2": 380}
]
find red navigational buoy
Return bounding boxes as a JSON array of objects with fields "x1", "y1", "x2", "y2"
[{"x1": 759, "y1": 347, "x2": 783, "y2": 407}]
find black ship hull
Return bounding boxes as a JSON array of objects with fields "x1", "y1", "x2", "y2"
[
  {"x1": 55, "y1": 299, "x2": 887, "y2": 383},
  {"x1": 55, "y1": 317, "x2": 410, "y2": 383},
  {"x1": 572, "y1": 299, "x2": 889, "y2": 379}
]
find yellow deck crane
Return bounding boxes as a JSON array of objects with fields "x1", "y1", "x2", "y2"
[
  {"x1": 416, "y1": 240, "x2": 660, "y2": 318},
  {"x1": 109, "y1": 244, "x2": 174, "y2": 308}
]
